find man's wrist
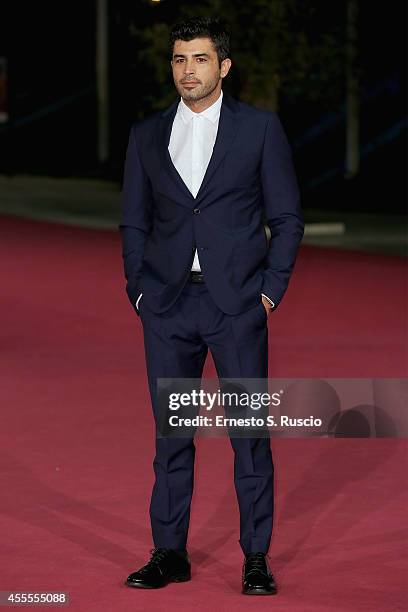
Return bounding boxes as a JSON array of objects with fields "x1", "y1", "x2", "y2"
[
  {"x1": 135, "y1": 292, "x2": 143, "y2": 310},
  {"x1": 261, "y1": 293, "x2": 275, "y2": 309}
]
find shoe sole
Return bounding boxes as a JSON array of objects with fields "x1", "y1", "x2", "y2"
[
  {"x1": 125, "y1": 573, "x2": 191, "y2": 589},
  {"x1": 242, "y1": 587, "x2": 277, "y2": 596}
]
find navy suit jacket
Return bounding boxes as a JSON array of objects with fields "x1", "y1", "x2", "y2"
[{"x1": 119, "y1": 92, "x2": 304, "y2": 316}]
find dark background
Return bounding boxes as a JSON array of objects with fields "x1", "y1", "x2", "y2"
[{"x1": 0, "y1": 0, "x2": 406, "y2": 215}]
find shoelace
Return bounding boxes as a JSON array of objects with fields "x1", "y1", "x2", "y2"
[
  {"x1": 245, "y1": 552, "x2": 269, "y2": 576},
  {"x1": 139, "y1": 548, "x2": 170, "y2": 573}
]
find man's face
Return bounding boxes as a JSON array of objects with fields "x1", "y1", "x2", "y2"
[{"x1": 171, "y1": 37, "x2": 231, "y2": 102}]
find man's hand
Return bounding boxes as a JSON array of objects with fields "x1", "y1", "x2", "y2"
[{"x1": 261, "y1": 295, "x2": 272, "y2": 316}]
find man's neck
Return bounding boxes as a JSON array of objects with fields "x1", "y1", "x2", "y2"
[{"x1": 181, "y1": 87, "x2": 222, "y2": 114}]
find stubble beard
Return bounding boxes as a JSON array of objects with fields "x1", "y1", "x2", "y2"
[{"x1": 176, "y1": 75, "x2": 221, "y2": 104}]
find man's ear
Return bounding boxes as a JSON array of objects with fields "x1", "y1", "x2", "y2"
[{"x1": 220, "y1": 58, "x2": 232, "y2": 79}]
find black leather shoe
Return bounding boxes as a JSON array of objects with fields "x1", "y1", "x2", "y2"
[
  {"x1": 125, "y1": 548, "x2": 191, "y2": 589},
  {"x1": 242, "y1": 552, "x2": 277, "y2": 595}
]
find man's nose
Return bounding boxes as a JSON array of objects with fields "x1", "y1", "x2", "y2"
[{"x1": 183, "y1": 61, "x2": 195, "y2": 75}]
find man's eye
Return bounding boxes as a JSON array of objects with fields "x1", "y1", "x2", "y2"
[
  {"x1": 197, "y1": 58, "x2": 207, "y2": 62},
  {"x1": 175, "y1": 58, "x2": 184, "y2": 63}
]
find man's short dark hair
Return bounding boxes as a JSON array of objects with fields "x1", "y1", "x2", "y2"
[{"x1": 170, "y1": 17, "x2": 230, "y2": 65}]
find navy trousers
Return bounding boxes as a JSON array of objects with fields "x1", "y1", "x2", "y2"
[{"x1": 138, "y1": 278, "x2": 274, "y2": 554}]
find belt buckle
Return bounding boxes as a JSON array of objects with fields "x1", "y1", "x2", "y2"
[{"x1": 190, "y1": 271, "x2": 204, "y2": 283}]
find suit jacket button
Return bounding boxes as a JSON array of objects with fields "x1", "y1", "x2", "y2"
[{"x1": 193, "y1": 208, "x2": 200, "y2": 214}]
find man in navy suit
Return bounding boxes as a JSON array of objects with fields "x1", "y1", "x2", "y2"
[{"x1": 120, "y1": 17, "x2": 304, "y2": 595}]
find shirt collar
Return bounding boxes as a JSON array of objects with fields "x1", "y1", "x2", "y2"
[{"x1": 178, "y1": 89, "x2": 223, "y2": 125}]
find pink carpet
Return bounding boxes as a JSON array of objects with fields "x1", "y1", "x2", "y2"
[{"x1": 0, "y1": 216, "x2": 406, "y2": 611}]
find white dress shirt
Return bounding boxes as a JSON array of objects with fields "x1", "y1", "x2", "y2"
[{"x1": 135, "y1": 90, "x2": 274, "y2": 311}]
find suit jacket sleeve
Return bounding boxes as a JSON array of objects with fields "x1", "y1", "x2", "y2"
[
  {"x1": 260, "y1": 113, "x2": 304, "y2": 309},
  {"x1": 119, "y1": 124, "x2": 153, "y2": 310}
]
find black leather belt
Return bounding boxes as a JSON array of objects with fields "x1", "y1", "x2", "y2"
[{"x1": 189, "y1": 271, "x2": 205, "y2": 283}]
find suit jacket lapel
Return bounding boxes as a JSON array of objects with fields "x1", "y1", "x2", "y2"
[
  {"x1": 156, "y1": 92, "x2": 240, "y2": 205},
  {"x1": 156, "y1": 97, "x2": 194, "y2": 202},
  {"x1": 195, "y1": 95, "x2": 239, "y2": 203}
]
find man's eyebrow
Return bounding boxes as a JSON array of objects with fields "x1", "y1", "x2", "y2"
[{"x1": 173, "y1": 53, "x2": 210, "y2": 58}]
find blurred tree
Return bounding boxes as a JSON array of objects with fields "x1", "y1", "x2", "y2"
[{"x1": 128, "y1": 0, "x2": 346, "y2": 113}]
